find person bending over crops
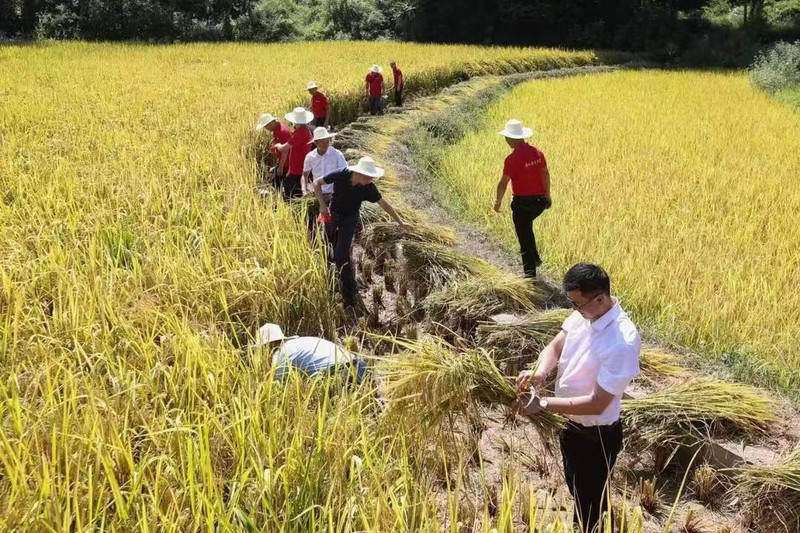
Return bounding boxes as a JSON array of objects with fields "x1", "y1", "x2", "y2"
[
  {"x1": 253, "y1": 113, "x2": 291, "y2": 190},
  {"x1": 365, "y1": 65, "x2": 384, "y2": 116},
  {"x1": 274, "y1": 107, "x2": 314, "y2": 201},
  {"x1": 494, "y1": 119, "x2": 551, "y2": 279},
  {"x1": 313, "y1": 156, "x2": 409, "y2": 315},
  {"x1": 515, "y1": 263, "x2": 640, "y2": 532},
  {"x1": 252, "y1": 323, "x2": 366, "y2": 383},
  {"x1": 390, "y1": 61, "x2": 404, "y2": 107},
  {"x1": 306, "y1": 81, "x2": 330, "y2": 128}
]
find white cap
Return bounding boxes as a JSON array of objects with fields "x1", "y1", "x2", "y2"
[
  {"x1": 253, "y1": 323, "x2": 298, "y2": 346},
  {"x1": 285, "y1": 107, "x2": 314, "y2": 125},
  {"x1": 254, "y1": 113, "x2": 277, "y2": 131},
  {"x1": 498, "y1": 119, "x2": 533, "y2": 139},
  {"x1": 309, "y1": 126, "x2": 337, "y2": 143},
  {"x1": 306, "y1": 81, "x2": 318, "y2": 90},
  {"x1": 347, "y1": 156, "x2": 385, "y2": 178}
]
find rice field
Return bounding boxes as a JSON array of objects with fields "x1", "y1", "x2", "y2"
[
  {"x1": 437, "y1": 70, "x2": 800, "y2": 392},
  {"x1": 0, "y1": 42, "x2": 605, "y2": 530}
]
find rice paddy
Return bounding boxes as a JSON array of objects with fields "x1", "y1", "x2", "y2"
[{"x1": 437, "y1": 70, "x2": 800, "y2": 394}]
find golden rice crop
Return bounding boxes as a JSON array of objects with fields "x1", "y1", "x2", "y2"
[
  {"x1": 437, "y1": 70, "x2": 800, "y2": 390},
  {"x1": 0, "y1": 42, "x2": 598, "y2": 530}
]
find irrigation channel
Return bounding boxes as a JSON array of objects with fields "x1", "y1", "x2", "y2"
[{"x1": 253, "y1": 66, "x2": 800, "y2": 531}]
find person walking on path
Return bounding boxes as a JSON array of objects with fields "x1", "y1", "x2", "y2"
[
  {"x1": 313, "y1": 156, "x2": 409, "y2": 313},
  {"x1": 514, "y1": 263, "x2": 640, "y2": 532},
  {"x1": 274, "y1": 107, "x2": 314, "y2": 201},
  {"x1": 494, "y1": 119, "x2": 551, "y2": 278},
  {"x1": 251, "y1": 323, "x2": 366, "y2": 383},
  {"x1": 390, "y1": 61, "x2": 404, "y2": 107},
  {"x1": 253, "y1": 113, "x2": 291, "y2": 190},
  {"x1": 302, "y1": 127, "x2": 347, "y2": 251},
  {"x1": 365, "y1": 65, "x2": 384, "y2": 116},
  {"x1": 307, "y1": 81, "x2": 331, "y2": 128}
]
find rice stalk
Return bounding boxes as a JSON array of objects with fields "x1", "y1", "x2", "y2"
[
  {"x1": 638, "y1": 348, "x2": 688, "y2": 382},
  {"x1": 379, "y1": 338, "x2": 565, "y2": 451},
  {"x1": 364, "y1": 221, "x2": 457, "y2": 256},
  {"x1": 423, "y1": 275, "x2": 547, "y2": 334},
  {"x1": 734, "y1": 446, "x2": 800, "y2": 532},
  {"x1": 621, "y1": 379, "x2": 777, "y2": 450},
  {"x1": 477, "y1": 309, "x2": 570, "y2": 367},
  {"x1": 399, "y1": 239, "x2": 497, "y2": 291}
]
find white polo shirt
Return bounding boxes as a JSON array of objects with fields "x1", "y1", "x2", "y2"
[
  {"x1": 555, "y1": 298, "x2": 641, "y2": 426},
  {"x1": 303, "y1": 146, "x2": 347, "y2": 195}
]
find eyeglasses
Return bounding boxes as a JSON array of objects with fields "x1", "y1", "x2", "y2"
[{"x1": 570, "y1": 292, "x2": 602, "y2": 311}]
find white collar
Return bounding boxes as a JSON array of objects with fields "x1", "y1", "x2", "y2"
[{"x1": 590, "y1": 297, "x2": 621, "y2": 333}]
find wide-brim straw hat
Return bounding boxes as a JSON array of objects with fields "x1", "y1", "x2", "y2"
[
  {"x1": 253, "y1": 323, "x2": 298, "y2": 347},
  {"x1": 498, "y1": 119, "x2": 533, "y2": 139},
  {"x1": 308, "y1": 126, "x2": 337, "y2": 144},
  {"x1": 285, "y1": 107, "x2": 314, "y2": 125},
  {"x1": 254, "y1": 113, "x2": 277, "y2": 131},
  {"x1": 348, "y1": 156, "x2": 385, "y2": 178},
  {"x1": 370, "y1": 64, "x2": 383, "y2": 74},
  {"x1": 306, "y1": 81, "x2": 318, "y2": 90}
]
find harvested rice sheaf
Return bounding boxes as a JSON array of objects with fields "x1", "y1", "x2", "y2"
[
  {"x1": 399, "y1": 239, "x2": 497, "y2": 292},
  {"x1": 424, "y1": 275, "x2": 547, "y2": 333},
  {"x1": 364, "y1": 221, "x2": 457, "y2": 254},
  {"x1": 477, "y1": 309, "x2": 570, "y2": 363},
  {"x1": 735, "y1": 447, "x2": 800, "y2": 533},
  {"x1": 622, "y1": 378, "x2": 777, "y2": 450},
  {"x1": 638, "y1": 348, "x2": 688, "y2": 382},
  {"x1": 380, "y1": 338, "x2": 565, "y2": 450}
]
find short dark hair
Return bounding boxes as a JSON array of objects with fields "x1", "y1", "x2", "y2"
[{"x1": 563, "y1": 262, "x2": 610, "y2": 296}]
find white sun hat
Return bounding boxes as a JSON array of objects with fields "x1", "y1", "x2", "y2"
[
  {"x1": 498, "y1": 119, "x2": 534, "y2": 139},
  {"x1": 253, "y1": 113, "x2": 277, "y2": 131},
  {"x1": 370, "y1": 64, "x2": 383, "y2": 74},
  {"x1": 253, "y1": 323, "x2": 298, "y2": 347},
  {"x1": 348, "y1": 156, "x2": 385, "y2": 178},
  {"x1": 306, "y1": 81, "x2": 318, "y2": 90},
  {"x1": 308, "y1": 126, "x2": 337, "y2": 144},
  {"x1": 285, "y1": 106, "x2": 314, "y2": 125}
]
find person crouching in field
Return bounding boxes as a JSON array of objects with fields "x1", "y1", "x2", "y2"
[
  {"x1": 307, "y1": 81, "x2": 331, "y2": 128},
  {"x1": 494, "y1": 119, "x2": 551, "y2": 279},
  {"x1": 365, "y1": 65, "x2": 384, "y2": 116},
  {"x1": 253, "y1": 113, "x2": 291, "y2": 190},
  {"x1": 252, "y1": 323, "x2": 366, "y2": 384},
  {"x1": 274, "y1": 107, "x2": 314, "y2": 201},
  {"x1": 514, "y1": 263, "x2": 640, "y2": 532},
  {"x1": 313, "y1": 156, "x2": 409, "y2": 314}
]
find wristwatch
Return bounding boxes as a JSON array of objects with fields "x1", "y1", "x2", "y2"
[{"x1": 538, "y1": 397, "x2": 549, "y2": 410}]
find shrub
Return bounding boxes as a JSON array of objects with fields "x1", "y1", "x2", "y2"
[{"x1": 749, "y1": 40, "x2": 800, "y2": 93}]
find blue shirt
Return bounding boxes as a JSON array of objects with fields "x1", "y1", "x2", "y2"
[{"x1": 272, "y1": 337, "x2": 365, "y2": 382}]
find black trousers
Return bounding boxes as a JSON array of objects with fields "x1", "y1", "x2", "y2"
[
  {"x1": 282, "y1": 174, "x2": 303, "y2": 201},
  {"x1": 312, "y1": 116, "x2": 326, "y2": 127},
  {"x1": 560, "y1": 420, "x2": 623, "y2": 533},
  {"x1": 331, "y1": 212, "x2": 360, "y2": 306},
  {"x1": 394, "y1": 88, "x2": 403, "y2": 107},
  {"x1": 368, "y1": 96, "x2": 382, "y2": 115},
  {"x1": 510, "y1": 195, "x2": 547, "y2": 278}
]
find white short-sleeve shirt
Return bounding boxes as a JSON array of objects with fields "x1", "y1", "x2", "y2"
[
  {"x1": 555, "y1": 297, "x2": 641, "y2": 426},
  {"x1": 303, "y1": 146, "x2": 347, "y2": 195}
]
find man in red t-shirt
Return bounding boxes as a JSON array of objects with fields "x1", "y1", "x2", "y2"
[
  {"x1": 274, "y1": 107, "x2": 314, "y2": 201},
  {"x1": 307, "y1": 81, "x2": 330, "y2": 128},
  {"x1": 390, "y1": 61, "x2": 404, "y2": 107},
  {"x1": 365, "y1": 64, "x2": 384, "y2": 116},
  {"x1": 494, "y1": 119, "x2": 551, "y2": 278},
  {"x1": 254, "y1": 113, "x2": 291, "y2": 190}
]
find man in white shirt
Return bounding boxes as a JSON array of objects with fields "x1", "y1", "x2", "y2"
[
  {"x1": 302, "y1": 127, "x2": 347, "y2": 197},
  {"x1": 515, "y1": 263, "x2": 640, "y2": 532},
  {"x1": 252, "y1": 323, "x2": 366, "y2": 383}
]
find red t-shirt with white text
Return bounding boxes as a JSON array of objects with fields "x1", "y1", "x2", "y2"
[
  {"x1": 287, "y1": 126, "x2": 313, "y2": 176},
  {"x1": 270, "y1": 123, "x2": 292, "y2": 170},
  {"x1": 365, "y1": 72, "x2": 383, "y2": 97},
  {"x1": 503, "y1": 143, "x2": 548, "y2": 196},
  {"x1": 310, "y1": 91, "x2": 329, "y2": 119}
]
